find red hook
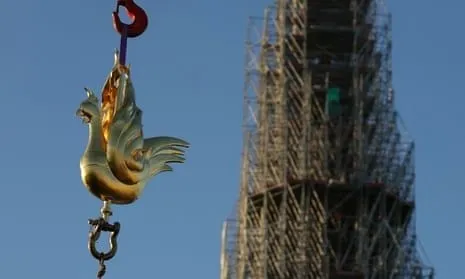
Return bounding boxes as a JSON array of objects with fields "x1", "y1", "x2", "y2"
[{"x1": 112, "y1": 0, "x2": 148, "y2": 38}]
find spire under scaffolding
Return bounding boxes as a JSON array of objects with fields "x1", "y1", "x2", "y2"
[{"x1": 221, "y1": 0, "x2": 434, "y2": 278}]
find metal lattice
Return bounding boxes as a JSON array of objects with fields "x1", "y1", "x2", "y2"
[{"x1": 221, "y1": 0, "x2": 434, "y2": 279}]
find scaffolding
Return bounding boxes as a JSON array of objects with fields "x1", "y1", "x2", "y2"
[{"x1": 221, "y1": 0, "x2": 434, "y2": 278}]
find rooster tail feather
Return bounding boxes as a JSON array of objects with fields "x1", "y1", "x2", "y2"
[
  {"x1": 150, "y1": 164, "x2": 173, "y2": 177},
  {"x1": 144, "y1": 137, "x2": 189, "y2": 153},
  {"x1": 145, "y1": 137, "x2": 189, "y2": 177}
]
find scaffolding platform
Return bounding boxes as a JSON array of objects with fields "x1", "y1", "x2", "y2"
[{"x1": 249, "y1": 181, "x2": 414, "y2": 227}]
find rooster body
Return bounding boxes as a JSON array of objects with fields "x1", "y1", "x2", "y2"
[{"x1": 77, "y1": 52, "x2": 188, "y2": 204}]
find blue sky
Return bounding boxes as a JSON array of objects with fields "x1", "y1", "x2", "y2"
[{"x1": 0, "y1": 0, "x2": 461, "y2": 278}]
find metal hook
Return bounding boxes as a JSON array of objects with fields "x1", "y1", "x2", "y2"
[{"x1": 112, "y1": 0, "x2": 148, "y2": 38}]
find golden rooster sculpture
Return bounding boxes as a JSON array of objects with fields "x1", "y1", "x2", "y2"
[{"x1": 77, "y1": 51, "x2": 189, "y2": 205}]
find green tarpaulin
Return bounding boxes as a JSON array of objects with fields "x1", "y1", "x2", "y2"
[{"x1": 326, "y1": 87, "x2": 341, "y2": 117}]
